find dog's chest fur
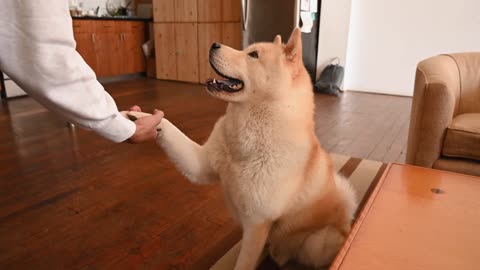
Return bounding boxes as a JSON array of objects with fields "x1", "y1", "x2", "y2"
[{"x1": 206, "y1": 104, "x2": 310, "y2": 221}]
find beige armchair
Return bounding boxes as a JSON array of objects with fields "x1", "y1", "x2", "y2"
[{"x1": 407, "y1": 52, "x2": 480, "y2": 176}]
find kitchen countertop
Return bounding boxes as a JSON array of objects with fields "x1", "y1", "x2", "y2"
[{"x1": 72, "y1": 16, "x2": 152, "y2": 22}]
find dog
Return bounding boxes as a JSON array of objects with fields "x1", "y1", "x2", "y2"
[{"x1": 123, "y1": 28, "x2": 357, "y2": 270}]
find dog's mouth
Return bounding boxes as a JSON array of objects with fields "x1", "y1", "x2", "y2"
[{"x1": 206, "y1": 62, "x2": 244, "y2": 93}]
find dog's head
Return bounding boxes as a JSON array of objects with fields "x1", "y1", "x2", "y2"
[{"x1": 206, "y1": 28, "x2": 305, "y2": 103}]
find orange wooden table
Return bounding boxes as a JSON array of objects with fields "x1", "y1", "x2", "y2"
[{"x1": 330, "y1": 163, "x2": 480, "y2": 270}]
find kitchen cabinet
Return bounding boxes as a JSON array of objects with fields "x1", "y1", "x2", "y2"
[
  {"x1": 124, "y1": 31, "x2": 147, "y2": 73},
  {"x1": 94, "y1": 32, "x2": 121, "y2": 77},
  {"x1": 154, "y1": 23, "x2": 177, "y2": 80},
  {"x1": 175, "y1": 0, "x2": 198, "y2": 22},
  {"x1": 198, "y1": 23, "x2": 222, "y2": 81},
  {"x1": 154, "y1": 23, "x2": 199, "y2": 82},
  {"x1": 222, "y1": 0, "x2": 241, "y2": 22},
  {"x1": 222, "y1": 23, "x2": 242, "y2": 49},
  {"x1": 175, "y1": 23, "x2": 199, "y2": 82},
  {"x1": 121, "y1": 22, "x2": 148, "y2": 74},
  {"x1": 153, "y1": 0, "x2": 175, "y2": 22},
  {"x1": 73, "y1": 19, "x2": 147, "y2": 78},
  {"x1": 197, "y1": 23, "x2": 241, "y2": 82},
  {"x1": 197, "y1": 0, "x2": 222, "y2": 22},
  {"x1": 75, "y1": 33, "x2": 97, "y2": 69},
  {"x1": 153, "y1": 0, "x2": 241, "y2": 83}
]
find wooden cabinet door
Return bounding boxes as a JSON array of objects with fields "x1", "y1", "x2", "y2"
[
  {"x1": 222, "y1": 23, "x2": 242, "y2": 49},
  {"x1": 222, "y1": 0, "x2": 241, "y2": 22},
  {"x1": 197, "y1": 0, "x2": 222, "y2": 22},
  {"x1": 174, "y1": 0, "x2": 197, "y2": 22},
  {"x1": 120, "y1": 21, "x2": 146, "y2": 74},
  {"x1": 123, "y1": 32, "x2": 146, "y2": 74},
  {"x1": 93, "y1": 21, "x2": 122, "y2": 77},
  {"x1": 154, "y1": 23, "x2": 177, "y2": 80},
  {"x1": 198, "y1": 23, "x2": 222, "y2": 82},
  {"x1": 72, "y1": 20, "x2": 94, "y2": 33},
  {"x1": 95, "y1": 33, "x2": 122, "y2": 77},
  {"x1": 175, "y1": 23, "x2": 199, "y2": 83},
  {"x1": 74, "y1": 33, "x2": 97, "y2": 72},
  {"x1": 73, "y1": 20, "x2": 98, "y2": 73},
  {"x1": 153, "y1": 0, "x2": 174, "y2": 22}
]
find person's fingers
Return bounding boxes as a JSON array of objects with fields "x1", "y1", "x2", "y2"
[
  {"x1": 153, "y1": 109, "x2": 163, "y2": 116},
  {"x1": 151, "y1": 109, "x2": 164, "y2": 124},
  {"x1": 129, "y1": 105, "x2": 142, "y2": 112}
]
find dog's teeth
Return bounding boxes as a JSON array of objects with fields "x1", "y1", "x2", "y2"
[{"x1": 213, "y1": 78, "x2": 216, "y2": 83}]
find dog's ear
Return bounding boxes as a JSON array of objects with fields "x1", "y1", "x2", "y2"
[
  {"x1": 273, "y1": 35, "x2": 282, "y2": 45},
  {"x1": 285, "y1": 28, "x2": 302, "y2": 62}
]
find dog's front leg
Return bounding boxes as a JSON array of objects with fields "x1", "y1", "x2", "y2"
[
  {"x1": 156, "y1": 119, "x2": 218, "y2": 185},
  {"x1": 234, "y1": 221, "x2": 272, "y2": 270},
  {"x1": 122, "y1": 111, "x2": 218, "y2": 185}
]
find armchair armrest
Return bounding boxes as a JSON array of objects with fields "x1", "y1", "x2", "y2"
[{"x1": 406, "y1": 55, "x2": 461, "y2": 167}]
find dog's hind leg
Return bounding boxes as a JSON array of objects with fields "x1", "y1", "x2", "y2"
[
  {"x1": 156, "y1": 119, "x2": 218, "y2": 185},
  {"x1": 234, "y1": 221, "x2": 272, "y2": 270}
]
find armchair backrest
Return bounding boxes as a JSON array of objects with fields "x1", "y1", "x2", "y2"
[{"x1": 447, "y1": 52, "x2": 480, "y2": 114}]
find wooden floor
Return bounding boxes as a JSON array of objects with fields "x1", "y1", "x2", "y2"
[{"x1": 0, "y1": 79, "x2": 411, "y2": 270}]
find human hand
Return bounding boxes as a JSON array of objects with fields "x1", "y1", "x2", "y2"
[{"x1": 126, "y1": 106, "x2": 164, "y2": 143}]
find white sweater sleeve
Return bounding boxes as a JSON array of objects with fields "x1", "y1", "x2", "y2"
[{"x1": 0, "y1": 0, "x2": 136, "y2": 143}]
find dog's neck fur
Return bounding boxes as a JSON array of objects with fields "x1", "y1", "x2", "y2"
[{"x1": 222, "y1": 72, "x2": 316, "y2": 160}]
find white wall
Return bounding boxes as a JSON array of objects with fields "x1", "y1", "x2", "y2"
[
  {"x1": 315, "y1": 0, "x2": 352, "y2": 85},
  {"x1": 344, "y1": 0, "x2": 480, "y2": 96}
]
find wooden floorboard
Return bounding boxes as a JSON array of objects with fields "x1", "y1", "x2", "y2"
[{"x1": 0, "y1": 78, "x2": 411, "y2": 269}]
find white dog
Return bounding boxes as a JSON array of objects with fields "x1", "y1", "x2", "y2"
[{"x1": 124, "y1": 28, "x2": 356, "y2": 270}]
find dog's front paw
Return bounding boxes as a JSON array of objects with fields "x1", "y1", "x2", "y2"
[
  {"x1": 120, "y1": 111, "x2": 153, "y2": 121},
  {"x1": 155, "y1": 118, "x2": 172, "y2": 143},
  {"x1": 120, "y1": 110, "x2": 163, "y2": 133}
]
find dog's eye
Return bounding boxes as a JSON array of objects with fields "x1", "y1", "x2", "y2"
[{"x1": 248, "y1": 51, "x2": 259, "y2": 59}]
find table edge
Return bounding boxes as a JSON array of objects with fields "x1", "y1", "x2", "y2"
[{"x1": 329, "y1": 163, "x2": 393, "y2": 270}]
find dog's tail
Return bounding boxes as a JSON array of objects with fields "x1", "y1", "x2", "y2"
[
  {"x1": 296, "y1": 225, "x2": 345, "y2": 268},
  {"x1": 334, "y1": 174, "x2": 358, "y2": 222}
]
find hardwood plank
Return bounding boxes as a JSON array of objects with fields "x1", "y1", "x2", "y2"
[
  {"x1": 365, "y1": 96, "x2": 410, "y2": 160},
  {"x1": 383, "y1": 116, "x2": 410, "y2": 163},
  {"x1": 340, "y1": 96, "x2": 402, "y2": 157}
]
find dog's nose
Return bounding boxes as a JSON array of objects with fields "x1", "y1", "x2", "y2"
[{"x1": 210, "y1": 42, "x2": 221, "y2": 51}]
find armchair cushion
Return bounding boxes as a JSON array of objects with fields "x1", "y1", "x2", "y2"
[{"x1": 443, "y1": 113, "x2": 480, "y2": 161}]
